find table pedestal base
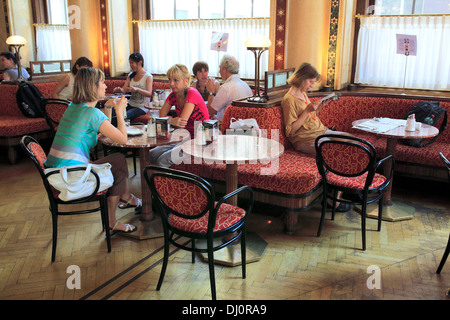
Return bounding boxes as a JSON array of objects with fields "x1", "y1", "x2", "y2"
[
  {"x1": 354, "y1": 200, "x2": 415, "y2": 222},
  {"x1": 196, "y1": 232, "x2": 268, "y2": 267},
  {"x1": 118, "y1": 211, "x2": 164, "y2": 240}
]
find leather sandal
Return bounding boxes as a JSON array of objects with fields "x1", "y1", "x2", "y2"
[
  {"x1": 110, "y1": 221, "x2": 137, "y2": 235},
  {"x1": 118, "y1": 194, "x2": 142, "y2": 210}
]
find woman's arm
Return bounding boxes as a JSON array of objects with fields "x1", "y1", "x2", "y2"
[
  {"x1": 99, "y1": 96, "x2": 128, "y2": 144},
  {"x1": 51, "y1": 74, "x2": 70, "y2": 99},
  {"x1": 170, "y1": 102, "x2": 194, "y2": 128},
  {"x1": 113, "y1": 77, "x2": 131, "y2": 93},
  {"x1": 288, "y1": 100, "x2": 321, "y2": 136}
]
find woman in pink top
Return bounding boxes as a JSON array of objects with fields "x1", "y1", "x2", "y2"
[{"x1": 149, "y1": 64, "x2": 209, "y2": 167}]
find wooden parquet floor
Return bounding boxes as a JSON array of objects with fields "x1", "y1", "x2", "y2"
[{"x1": 0, "y1": 152, "x2": 449, "y2": 302}]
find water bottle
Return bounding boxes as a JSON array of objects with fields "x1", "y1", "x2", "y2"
[{"x1": 423, "y1": 115, "x2": 434, "y2": 125}]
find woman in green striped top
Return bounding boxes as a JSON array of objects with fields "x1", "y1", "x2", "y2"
[{"x1": 45, "y1": 67, "x2": 138, "y2": 234}]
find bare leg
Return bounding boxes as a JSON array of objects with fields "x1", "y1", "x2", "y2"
[{"x1": 108, "y1": 195, "x2": 137, "y2": 232}]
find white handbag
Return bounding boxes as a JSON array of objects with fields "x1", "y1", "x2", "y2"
[
  {"x1": 227, "y1": 117, "x2": 261, "y2": 136},
  {"x1": 44, "y1": 163, "x2": 114, "y2": 201}
]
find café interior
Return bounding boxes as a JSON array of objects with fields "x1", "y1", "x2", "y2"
[{"x1": 0, "y1": 0, "x2": 449, "y2": 302}]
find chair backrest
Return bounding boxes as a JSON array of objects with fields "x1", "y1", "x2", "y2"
[
  {"x1": 41, "y1": 98, "x2": 70, "y2": 134},
  {"x1": 315, "y1": 134, "x2": 376, "y2": 178},
  {"x1": 144, "y1": 166, "x2": 215, "y2": 222},
  {"x1": 21, "y1": 135, "x2": 47, "y2": 171}
]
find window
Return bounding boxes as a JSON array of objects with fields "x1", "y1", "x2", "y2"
[
  {"x1": 150, "y1": 0, "x2": 270, "y2": 20},
  {"x1": 372, "y1": 0, "x2": 450, "y2": 15},
  {"x1": 35, "y1": 0, "x2": 72, "y2": 61},
  {"x1": 47, "y1": 0, "x2": 69, "y2": 24},
  {"x1": 138, "y1": 0, "x2": 271, "y2": 79},
  {"x1": 354, "y1": 1, "x2": 450, "y2": 90}
]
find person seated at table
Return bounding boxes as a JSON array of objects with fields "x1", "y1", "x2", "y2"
[
  {"x1": 150, "y1": 64, "x2": 209, "y2": 168},
  {"x1": 281, "y1": 62, "x2": 353, "y2": 212},
  {"x1": 51, "y1": 56, "x2": 93, "y2": 100},
  {"x1": 206, "y1": 54, "x2": 252, "y2": 121},
  {"x1": 112, "y1": 52, "x2": 153, "y2": 125},
  {"x1": 191, "y1": 61, "x2": 220, "y2": 101},
  {"x1": 0, "y1": 51, "x2": 30, "y2": 81},
  {"x1": 44, "y1": 67, "x2": 139, "y2": 234}
]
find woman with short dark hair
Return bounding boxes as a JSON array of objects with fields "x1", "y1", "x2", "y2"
[{"x1": 0, "y1": 51, "x2": 30, "y2": 81}]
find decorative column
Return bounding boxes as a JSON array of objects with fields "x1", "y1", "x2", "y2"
[
  {"x1": 274, "y1": 0, "x2": 287, "y2": 70},
  {"x1": 99, "y1": 0, "x2": 110, "y2": 77},
  {"x1": 326, "y1": 0, "x2": 340, "y2": 89}
]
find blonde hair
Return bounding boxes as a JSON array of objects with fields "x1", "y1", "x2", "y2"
[
  {"x1": 167, "y1": 64, "x2": 191, "y2": 87},
  {"x1": 287, "y1": 63, "x2": 321, "y2": 88},
  {"x1": 72, "y1": 67, "x2": 104, "y2": 104}
]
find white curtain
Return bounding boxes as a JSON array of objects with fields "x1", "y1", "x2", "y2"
[
  {"x1": 36, "y1": 25, "x2": 72, "y2": 61},
  {"x1": 355, "y1": 15, "x2": 450, "y2": 90},
  {"x1": 138, "y1": 18, "x2": 269, "y2": 78}
]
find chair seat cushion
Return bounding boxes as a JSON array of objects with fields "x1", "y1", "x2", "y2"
[
  {"x1": 326, "y1": 172, "x2": 387, "y2": 190},
  {"x1": 169, "y1": 202, "x2": 246, "y2": 234}
]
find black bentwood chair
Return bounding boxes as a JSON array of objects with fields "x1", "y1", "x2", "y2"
[
  {"x1": 143, "y1": 165, "x2": 253, "y2": 300},
  {"x1": 21, "y1": 136, "x2": 111, "y2": 262},
  {"x1": 40, "y1": 98, "x2": 70, "y2": 136},
  {"x1": 315, "y1": 134, "x2": 394, "y2": 250},
  {"x1": 436, "y1": 152, "x2": 450, "y2": 274}
]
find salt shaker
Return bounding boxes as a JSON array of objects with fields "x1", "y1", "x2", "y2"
[
  {"x1": 406, "y1": 114, "x2": 416, "y2": 131},
  {"x1": 195, "y1": 123, "x2": 206, "y2": 145},
  {"x1": 147, "y1": 117, "x2": 156, "y2": 137}
]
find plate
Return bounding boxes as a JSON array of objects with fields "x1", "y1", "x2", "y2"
[{"x1": 127, "y1": 127, "x2": 143, "y2": 136}]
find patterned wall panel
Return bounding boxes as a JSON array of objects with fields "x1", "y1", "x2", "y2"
[
  {"x1": 100, "y1": 0, "x2": 110, "y2": 77},
  {"x1": 274, "y1": 0, "x2": 287, "y2": 70},
  {"x1": 327, "y1": 0, "x2": 340, "y2": 88}
]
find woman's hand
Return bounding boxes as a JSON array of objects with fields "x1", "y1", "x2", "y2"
[
  {"x1": 170, "y1": 117, "x2": 188, "y2": 128},
  {"x1": 206, "y1": 78, "x2": 216, "y2": 94},
  {"x1": 105, "y1": 96, "x2": 127, "y2": 117},
  {"x1": 305, "y1": 100, "x2": 321, "y2": 113}
]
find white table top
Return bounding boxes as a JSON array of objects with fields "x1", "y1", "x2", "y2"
[{"x1": 181, "y1": 134, "x2": 284, "y2": 165}]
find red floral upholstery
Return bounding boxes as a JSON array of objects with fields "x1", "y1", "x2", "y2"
[
  {"x1": 326, "y1": 171, "x2": 387, "y2": 190},
  {"x1": 320, "y1": 143, "x2": 371, "y2": 175},
  {"x1": 152, "y1": 175, "x2": 246, "y2": 234},
  {"x1": 222, "y1": 105, "x2": 291, "y2": 149},
  {"x1": 153, "y1": 176, "x2": 209, "y2": 216},
  {"x1": 29, "y1": 142, "x2": 47, "y2": 169},
  {"x1": 169, "y1": 202, "x2": 246, "y2": 233},
  {"x1": 0, "y1": 116, "x2": 49, "y2": 136}
]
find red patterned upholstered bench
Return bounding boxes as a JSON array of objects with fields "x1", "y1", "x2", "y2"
[
  {"x1": 316, "y1": 94, "x2": 450, "y2": 182},
  {"x1": 173, "y1": 92, "x2": 450, "y2": 235},
  {"x1": 0, "y1": 82, "x2": 57, "y2": 164}
]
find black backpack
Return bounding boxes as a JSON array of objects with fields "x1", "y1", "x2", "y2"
[
  {"x1": 403, "y1": 101, "x2": 447, "y2": 148},
  {"x1": 16, "y1": 82, "x2": 45, "y2": 118}
]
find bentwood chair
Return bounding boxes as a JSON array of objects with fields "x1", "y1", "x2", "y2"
[
  {"x1": 40, "y1": 98, "x2": 70, "y2": 136},
  {"x1": 315, "y1": 134, "x2": 394, "y2": 250},
  {"x1": 436, "y1": 152, "x2": 450, "y2": 274},
  {"x1": 143, "y1": 165, "x2": 253, "y2": 300},
  {"x1": 21, "y1": 136, "x2": 111, "y2": 262}
]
